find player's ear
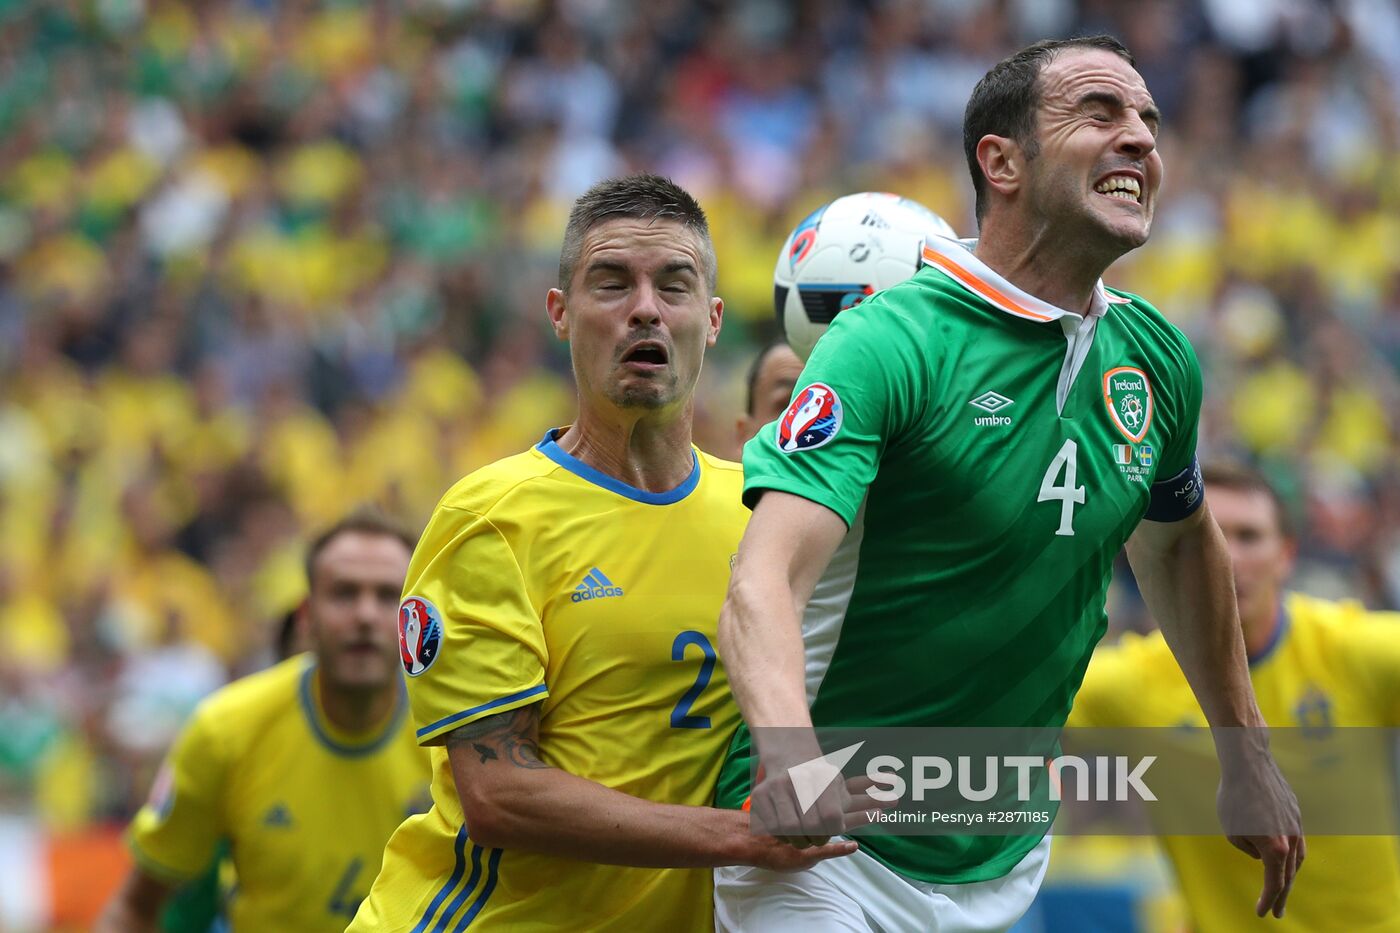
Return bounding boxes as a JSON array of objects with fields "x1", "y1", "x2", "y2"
[
  {"x1": 707, "y1": 296, "x2": 723, "y2": 347},
  {"x1": 977, "y1": 134, "x2": 1023, "y2": 200},
  {"x1": 546, "y1": 288, "x2": 569, "y2": 341}
]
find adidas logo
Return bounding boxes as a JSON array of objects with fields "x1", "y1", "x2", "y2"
[
  {"x1": 571, "y1": 567, "x2": 624, "y2": 603},
  {"x1": 262, "y1": 804, "x2": 293, "y2": 828}
]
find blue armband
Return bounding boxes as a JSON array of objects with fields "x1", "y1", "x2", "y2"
[{"x1": 1145, "y1": 456, "x2": 1205, "y2": 522}]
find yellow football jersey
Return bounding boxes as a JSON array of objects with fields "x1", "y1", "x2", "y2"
[
  {"x1": 128, "y1": 655, "x2": 431, "y2": 932},
  {"x1": 1069, "y1": 592, "x2": 1400, "y2": 932},
  {"x1": 351, "y1": 430, "x2": 746, "y2": 932}
]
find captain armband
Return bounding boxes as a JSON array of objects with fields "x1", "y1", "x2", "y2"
[{"x1": 1144, "y1": 456, "x2": 1205, "y2": 522}]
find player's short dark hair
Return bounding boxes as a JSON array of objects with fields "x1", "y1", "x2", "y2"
[
  {"x1": 744, "y1": 341, "x2": 789, "y2": 417},
  {"x1": 1200, "y1": 461, "x2": 1293, "y2": 539},
  {"x1": 963, "y1": 35, "x2": 1136, "y2": 223},
  {"x1": 275, "y1": 604, "x2": 303, "y2": 661},
  {"x1": 558, "y1": 173, "x2": 717, "y2": 293},
  {"x1": 304, "y1": 508, "x2": 416, "y2": 591}
]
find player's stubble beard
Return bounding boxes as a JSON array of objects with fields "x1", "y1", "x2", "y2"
[
  {"x1": 604, "y1": 327, "x2": 684, "y2": 411},
  {"x1": 1027, "y1": 147, "x2": 1155, "y2": 261}
]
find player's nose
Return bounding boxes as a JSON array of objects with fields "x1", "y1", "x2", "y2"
[
  {"x1": 627, "y1": 283, "x2": 663, "y2": 328},
  {"x1": 1117, "y1": 111, "x2": 1155, "y2": 160}
]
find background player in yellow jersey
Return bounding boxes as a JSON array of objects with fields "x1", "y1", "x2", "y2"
[
  {"x1": 1070, "y1": 462, "x2": 1400, "y2": 931},
  {"x1": 351, "y1": 174, "x2": 861, "y2": 933},
  {"x1": 734, "y1": 341, "x2": 804, "y2": 452},
  {"x1": 97, "y1": 511, "x2": 431, "y2": 933}
]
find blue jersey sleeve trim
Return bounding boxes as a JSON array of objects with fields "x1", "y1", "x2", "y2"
[
  {"x1": 299, "y1": 664, "x2": 407, "y2": 758},
  {"x1": 536, "y1": 429, "x2": 700, "y2": 505},
  {"x1": 416, "y1": 684, "x2": 549, "y2": 740},
  {"x1": 1144, "y1": 456, "x2": 1205, "y2": 523}
]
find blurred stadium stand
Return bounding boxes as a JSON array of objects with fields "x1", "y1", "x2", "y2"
[{"x1": 3, "y1": 0, "x2": 1400, "y2": 929}]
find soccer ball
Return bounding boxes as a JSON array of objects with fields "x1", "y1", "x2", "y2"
[{"x1": 773, "y1": 192, "x2": 957, "y2": 360}]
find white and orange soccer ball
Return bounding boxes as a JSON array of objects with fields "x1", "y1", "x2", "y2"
[{"x1": 773, "y1": 192, "x2": 957, "y2": 360}]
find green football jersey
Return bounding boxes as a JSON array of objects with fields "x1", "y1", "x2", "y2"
[{"x1": 715, "y1": 237, "x2": 1204, "y2": 884}]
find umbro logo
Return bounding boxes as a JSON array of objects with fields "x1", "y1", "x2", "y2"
[
  {"x1": 969, "y1": 391, "x2": 1013, "y2": 413},
  {"x1": 571, "y1": 567, "x2": 624, "y2": 603},
  {"x1": 969, "y1": 391, "x2": 1014, "y2": 426},
  {"x1": 262, "y1": 803, "x2": 293, "y2": 828}
]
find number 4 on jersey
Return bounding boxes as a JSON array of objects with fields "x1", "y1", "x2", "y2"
[{"x1": 1038, "y1": 439, "x2": 1086, "y2": 536}]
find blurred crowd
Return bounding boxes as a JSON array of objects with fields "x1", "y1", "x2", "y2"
[{"x1": 3, "y1": 0, "x2": 1400, "y2": 832}]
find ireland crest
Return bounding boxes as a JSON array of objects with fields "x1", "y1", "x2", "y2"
[{"x1": 1103, "y1": 366, "x2": 1153, "y2": 443}]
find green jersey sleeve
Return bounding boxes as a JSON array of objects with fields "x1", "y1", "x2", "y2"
[
  {"x1": 1155, "y1": 321, "x2": 1203, "y2": 480},
  {"x1": 742, "y1": 297, "x2": 927, "y2": 526}
]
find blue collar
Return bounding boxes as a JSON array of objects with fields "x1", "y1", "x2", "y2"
[
  {"x1": 300, "y1": 663, "x2": 406, "y2": 758},
  {"x1": 1247, "y1": 604, "x2": 1289, "y2": 668},
  {"x1": 535, "y1": 428, "x2": 700, "y2": 505}
]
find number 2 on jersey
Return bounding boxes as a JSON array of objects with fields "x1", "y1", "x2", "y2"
[
  {"x1": 670, "y1": 631, "x2": 716, "y2": 729},
  {"x1": 1039, "y1": 438, "x2": 1086, "y2": 536}
]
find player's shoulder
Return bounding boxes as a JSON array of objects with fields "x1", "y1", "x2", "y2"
[
  {"x1": 1289, "y1": 591, "x2": 1400, "y2": 643},
  {"x1": 694, "y1": 447, "x2": 746, "y2": 504},
  {"x1": 434, "y1": 444, "x2": 557, "y2": 519},
  {"x1": 185, "y1": 655, "x2": 308, "y2": 751},
  {"x1": 696, "y1": 448, "x2": 743, "y2": 482},
  {"x1": 1104, "y1": 286, "x2": 1197, "y2": 364}
]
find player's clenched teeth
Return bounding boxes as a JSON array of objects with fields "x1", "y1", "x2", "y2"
[{"x1": 1094, "y1": 175, "x2": 1141, "y2": 202}]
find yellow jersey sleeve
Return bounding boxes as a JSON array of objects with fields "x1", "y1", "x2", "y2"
[
  {"x1": 127, "y1": 705, "x2": 227, "y2": 881},
  {"x1": 402, "y1": 504, "x2": 549, "y2": 745}
]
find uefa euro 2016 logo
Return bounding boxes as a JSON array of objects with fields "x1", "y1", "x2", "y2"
[
  {"x1": 398, "y1": 596, "x2": 443, "y2": 676},
  {"x1": 777, "y1": 383, "x2": 844, "y2": 453}
]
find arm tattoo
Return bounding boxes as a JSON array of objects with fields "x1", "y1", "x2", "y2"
[{"x1": 446, "y1": 705, "x2": 549, "y2": 770}]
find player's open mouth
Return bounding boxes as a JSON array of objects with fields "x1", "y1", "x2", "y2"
[
  {"x1": 621, "y1": 341, "x2": 669, "y2": 369},
  {"x1": 1094, "y1": 173, "x2": 1142, "y2": 204}
]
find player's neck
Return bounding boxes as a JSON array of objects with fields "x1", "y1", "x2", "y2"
[
  {"x1": 315, "y1": 668, "x2": 399, "y2": 735},
  {"x1": 556, "y1": 403, "x2": 696, "y2": 493},
  {"x1": 973, "y1": 216, "x2": 1113, "y2": 316},
  {"x1": 1241, "y1": 602, "x2": 1281, "y2": 660}
]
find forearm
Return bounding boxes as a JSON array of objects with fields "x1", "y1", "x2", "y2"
[
  {"x1": 458, "y1": 760, "x2": 753, "y2": 866},
  {"x1": 95, "y1": 871, "x2": 168, "y2": 933},
  {"x1": 718, "y1": 566, "x2": 813, "y2": 734},
  {"x1": 1129, "y1": 512, "x2": 1263, "y2": 729}
]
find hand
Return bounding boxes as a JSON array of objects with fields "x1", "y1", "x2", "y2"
[
  {"x1": 1216, "y1": 737, "x2": 1305, "y2": 918},
  {"x1": 749, "y1": 753, "x2": 888, "y2": 848},
  {"x1": 745, "y1": 832, "x2": 859, "y2": 872},
  {"x1": 722, "y1": 801, "x2": 878, "y2": 872}
]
